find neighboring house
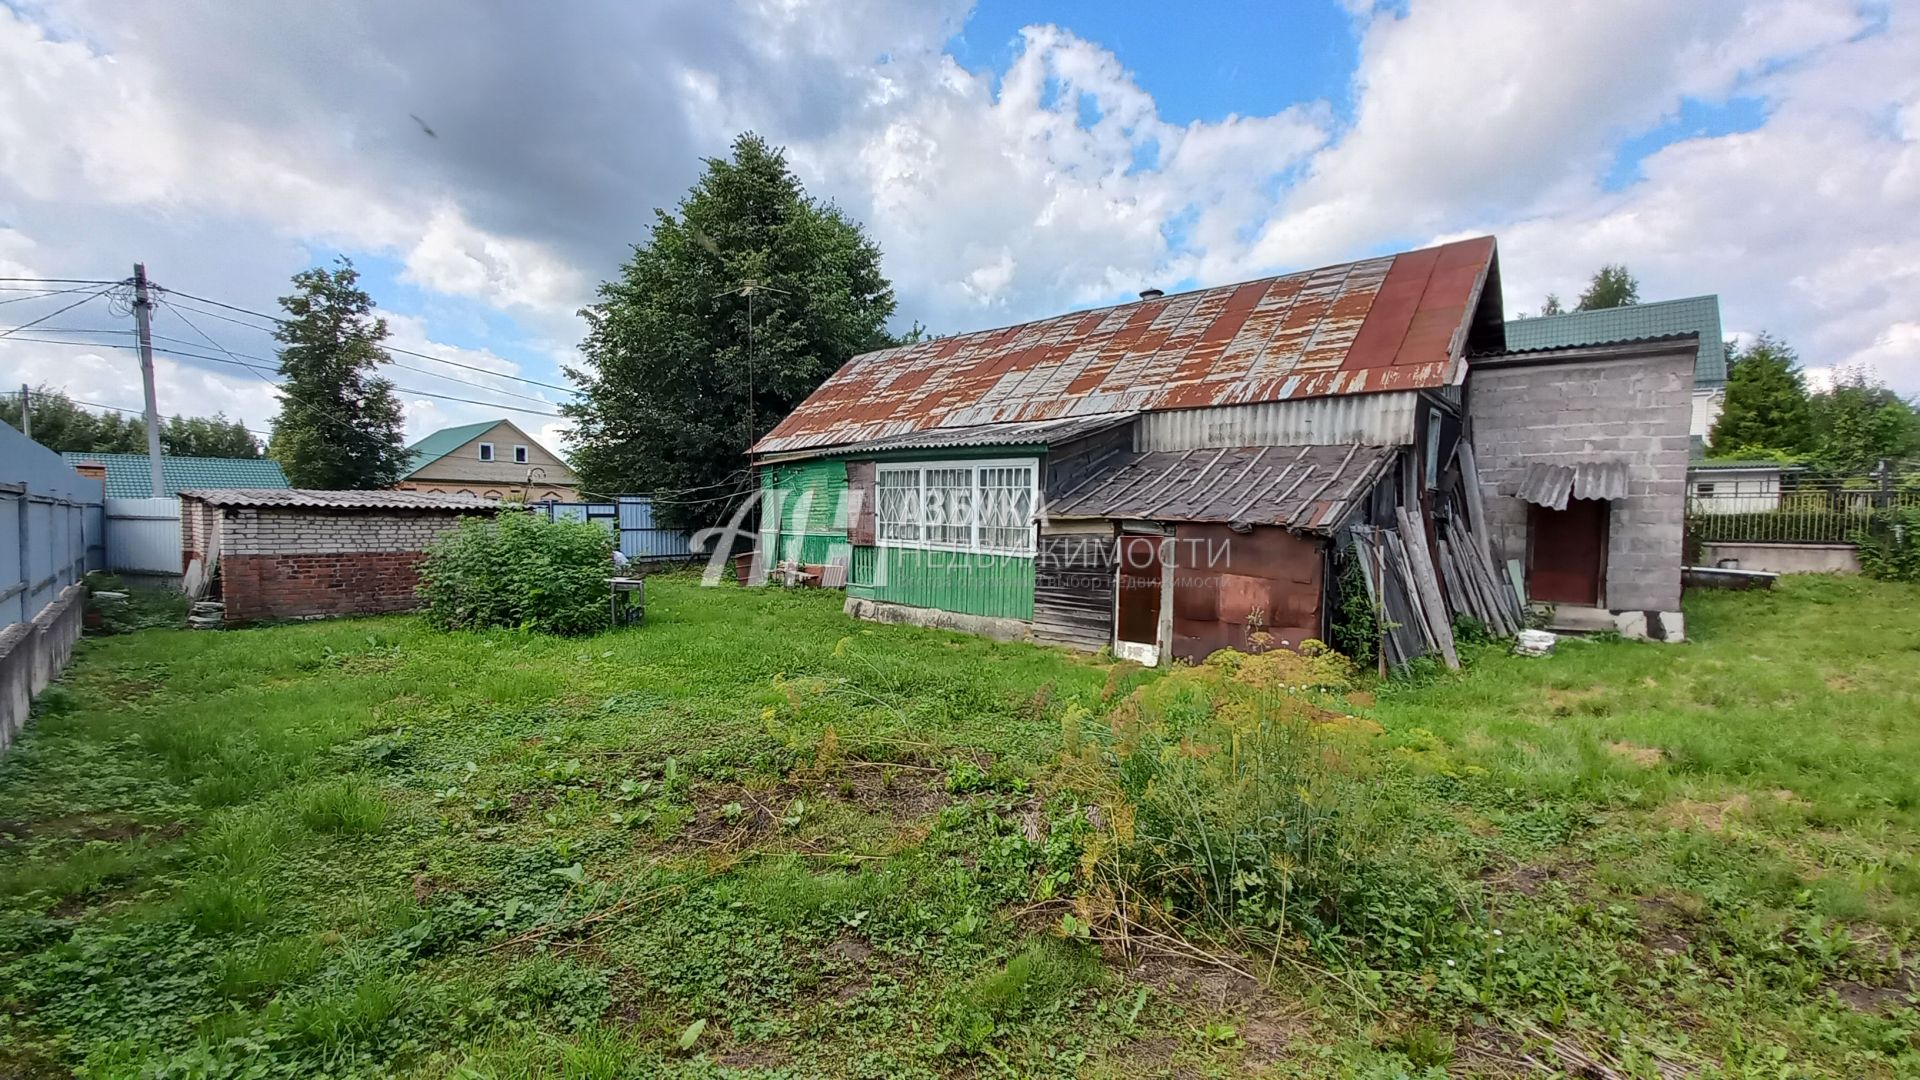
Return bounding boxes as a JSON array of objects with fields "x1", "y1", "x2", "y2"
[
  {"x1": 1687, "y1": 460, "x2": 1799, "y2": 514},
  {"x1": 59, "y1": 452, "x2": 288, "y2": 497},
  {"x1": 1503, "y1": 296, "x2": 1726, "y2": 442},
  {"x1": 396, "y1": 420, "x2": 580, "y2": 502},
  {"x1": 752, "y1": 237, "x2": 1510, "y2": 664}
]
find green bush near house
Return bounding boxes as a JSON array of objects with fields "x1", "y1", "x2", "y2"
[
  {"x1": 1854, "y1": 506, "x2": 1920, "y2": 582},
  {"x1": 417, "y1": 511, "x2": 615, "y2": 635}
]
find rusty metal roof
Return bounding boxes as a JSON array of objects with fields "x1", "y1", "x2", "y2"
[
  {"x1": 179, "y1": 489, "x2": 504, "y2": 511},
  {"x1": 1046, "y1": 444, "x2": 1400, "y2": 535},
  {"x1": 757, "y1": 413, "x2": 1136, "y2": 462},
  {"x1": 756, "y1": 236, "x2": 1499, "y2": 457},
  {"x1": 1514, "y1": 461, "x2": 1630, "y2": 510}
]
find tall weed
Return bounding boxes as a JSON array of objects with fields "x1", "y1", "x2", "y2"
[{"x1": 1060, "y1": 645, "x2": 1451, "y2": 964}]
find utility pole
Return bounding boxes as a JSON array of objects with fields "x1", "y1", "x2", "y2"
[
  {"x1": 17, "y1": 384, "x2": 28, "y2": 441},
  {"x1": 132, "y1": 263, "x2": 165, "y2": 499}
]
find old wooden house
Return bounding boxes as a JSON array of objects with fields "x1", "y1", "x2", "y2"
[{"x1": 751, "y1": 237, "x2": 1528, "y2": 665}]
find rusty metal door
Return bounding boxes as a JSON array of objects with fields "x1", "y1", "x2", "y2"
[
  {"x1": 1528, "y1": 499, "x2": 1608, "y2": 606},
  {"x1": 1115, "y1": 535, "x2": 1163, "y2": 652}
]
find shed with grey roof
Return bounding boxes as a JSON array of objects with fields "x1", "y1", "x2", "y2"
[{"x1": 178, "y1": 488, "x2": 500, "y2": 626}]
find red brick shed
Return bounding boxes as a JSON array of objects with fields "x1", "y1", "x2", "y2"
[{"x1": 179, "y1": 489, "x2": 499, "y2": 626}]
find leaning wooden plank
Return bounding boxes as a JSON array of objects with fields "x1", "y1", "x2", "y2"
[
  {"x1": 1457, "y1": 441, "x2": 1495, "y2": 567},
  {"x1": 1396, "y1": 507, "x2": 1460, "y2": 669},
  {"x1": 1383, "y1": 528, "x2": 1438, "y2": 654},
  {"x1": 1436, "y1": 537, "x2": 1469, "y2": 622},
  {"x1": 1447, "y1": 526, "x2": 1503, "y2": 633},
  {"x1": 1458, "y1": 516, "x2": 1522, "y2": 628}
]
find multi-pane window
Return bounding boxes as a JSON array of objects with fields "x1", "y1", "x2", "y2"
[
  {"x1": 977, "y1": 465, "x2": 1035, "y2": 552},
  {"x1": 875, "y1": 459, "x2": 1036, "y2": 555},
  {"x1": 877, "y1": 468, "x2": 922, "y2": 544}
]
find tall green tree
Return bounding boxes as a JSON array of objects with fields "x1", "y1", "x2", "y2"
[
  {"x1": 1538, "y1": 292, "x2": 1565, "y2": 316},
  {"x1": 266, "y1": 258, "x2": 411, "y2": 488},
  {"x1": 1809, "y1": 367, "x2": 1920, "y2": 474},
  {"x1": 1576, "y1": 264, "x2": 1640, "y2": 311},
  {"x1": 4, "y1": 385, "x2": 261, "y2": 457},
  {"x1": 162, "y1": 414, "x2": 261, "y2": 457},
  {"x1": 1709, "y1": 333, "x2": 1814, "y2": 455},
  {"x1": 567, "y1": 133, "x2": 896, "y2": 528}
]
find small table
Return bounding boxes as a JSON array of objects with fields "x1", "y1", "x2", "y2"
[{"x1": 609, "y1": 577, "x2": 646, "y2": 626}]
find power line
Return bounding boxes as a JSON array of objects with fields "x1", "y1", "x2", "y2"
[
  {"x1": 1, "y1": 322, "x2": 566, "y2": 418},
  {"x1": 153, "y1": 286, "x2": 582, "y2": 396},
  {"x1": 0, "y1": 276, "x2": 123, "y2": 285},
  {"x1": 0, "y1": 287, "x2": 113, "y2": 341},
  {"x1": 161, "y1": 302, "x2": 565, "y2": 418},
  {"x1": 0, "y1": 283, "x2": 117, "y2": 306}
]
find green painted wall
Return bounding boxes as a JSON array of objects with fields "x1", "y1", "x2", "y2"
[
  {"x1": 760, "y1": 459, "x2": 847, "y2": 565},
  {"x1": 847, "y1": 547, "x2": 1035, "y2": 620}
]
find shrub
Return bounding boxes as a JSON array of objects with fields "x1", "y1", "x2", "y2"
[
  {"x1": 1058, "y1": 647, "x2": 1450, "y2": 964},
  {"x1": 417, "y1": 511, "x2": 615, "y2": 635},
  {"x1": 1854, "y1": 507, "x2": 1920, "y2": 582}
]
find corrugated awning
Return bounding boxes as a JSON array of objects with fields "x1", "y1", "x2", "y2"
[
  {"x1": 1515, "y1": 460, "x2": 1629, "y2": 510},
  {"x1": 1047, "y1": 444, "x2": 1399, "y2": 535}
]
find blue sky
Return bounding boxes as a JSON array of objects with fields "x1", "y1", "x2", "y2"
[{"x1": 1, "y1": 0, "x2": 1915, "y2": 447}]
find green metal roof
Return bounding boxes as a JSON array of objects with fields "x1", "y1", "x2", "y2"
[
  {"x1": 403, "y1": 420, "x2": 501, "y2": 476},
  {"x1": 1504, "y1": 296, "x2": 1725, "y2": 385},
  {"x1": 61, "y1": 452, "x2": 290, "y2": 498}
]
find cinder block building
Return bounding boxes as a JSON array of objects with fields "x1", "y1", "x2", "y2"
[
  {"x1": 179, "y1": 489, "x2": 498, "y2": 626},
  {"x1": 1466, "y1": 336, "x2": 1696, "y2": 640}
]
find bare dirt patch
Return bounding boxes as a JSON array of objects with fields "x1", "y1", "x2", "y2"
[
  {"x1": 1116, "y1": 951, "x2": 1309, "y2": 1067},
  {"x1": 1479, "y1": 859, "x2": 1590, "y2": 898},
  {"x1": 1833, "y1": 976, "x2": 1918, "y2": 1015},
  {"x1": 672, "y1": 765, "x2": 950, "y2": 851},
  {"x1": 0, "y1": 815, "x2": 184, "y2": 846},
  {"x1": 1636, "y1": 897, "x2": 1696, "y2": 956},
  {"x1": 1607, "y1": 741, "x2": 1665, "y2": 767}
]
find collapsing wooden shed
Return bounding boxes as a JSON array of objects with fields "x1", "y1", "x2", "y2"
[{"x1": 750, "y1": 236, "x2": 1531, "y2": 668}]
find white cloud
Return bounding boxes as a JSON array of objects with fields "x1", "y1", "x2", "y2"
[{"x1": 2, "y1": 0, "x2": 1918, "y2": 439}]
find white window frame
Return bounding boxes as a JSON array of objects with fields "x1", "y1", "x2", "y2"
[
  {"x1": 513, "y1": 444, "x2": 529, "y2": 464},
  {"x1": 478, "y1": 442, "x2": 495, "y2": 462},
  {"x1": 875, "y1": 457, "x2": 1039, "y2": 557}
]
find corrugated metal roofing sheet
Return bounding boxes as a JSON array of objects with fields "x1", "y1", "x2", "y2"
[
  {"x1": 756, "y1": 237, "x2": 1498, "y2": 456},
  {"x1": 760, "y1": 414, "x2": 1137, "y2": 461},
  {"x1": 1515, "y1": 461, "x2": 1630, "y2": 510},
  {"x1": 178, "y1": 489, "x2": 503, "y2": 510},
  {"x1": 1047, "y1": 444, "x2": 1399, "y2": 535},
  {"x1": 61, "y1": 452, "x2": 289, "y2": 498},
  {"x1": 1502, "y1": 296, "x2": 1724, "y2": 385}
]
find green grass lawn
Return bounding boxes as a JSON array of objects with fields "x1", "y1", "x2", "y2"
[{"x1": 1, "y1": 574, "x2": 1916, "y2": 1077}]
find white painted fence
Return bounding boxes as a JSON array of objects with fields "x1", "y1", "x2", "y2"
[{"x1": 104, "y1": 497, "x2": 182, "y2": 575}]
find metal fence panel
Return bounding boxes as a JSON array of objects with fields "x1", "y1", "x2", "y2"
[
  {"x1": 104, "y1": 497, "x2": 183, "y2": 574},
  {"x1": 3, "y1": 423, "x2": 104, "y2": 626},
  {"x1": 530, "y1": 497, "x2": 692, "y2": 561},
  {"x1": 1687, "y1": 473, "x2": 1920, "y2": 543},
  {"x1": 617, "y1": 497, "x2": 691, "y2": 559}
]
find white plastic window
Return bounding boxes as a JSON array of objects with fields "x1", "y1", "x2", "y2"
[
  {"x1": 877, "y1": 468, "x2": 922, "y2": 544},
  {"x1": 513, "y1": 445, "x2": 529, "y2": 464},
  {"x1": 875, "y1": 459, "x2": 1037, "y2": 556},
  {"x1": 478, "y1": 442, "x2": 495, "y2": 462}
]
